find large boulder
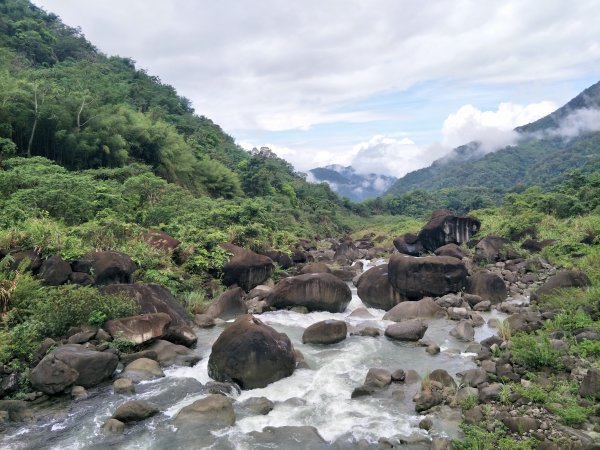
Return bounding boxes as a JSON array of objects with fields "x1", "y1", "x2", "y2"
[
  {"x1": 174, "y1": 394, "x2": 235, "y2": 429},
  {"x1": 31, "y1": 345, "x2": 118, "y2": 393},
  {"x1": 74, "y1": 251, "x2": 137, "y2": 285},
  {"x1": 221, "y1": 244, "x2": 274, "y2": 291},
  {"x1": 120, "y1": 358, "x2": 165, "y2": 382},
  {"x1": 38, "y1": 255, "x2": 72, "y2": 286},
  {"x1": 393, "y1": 233, "x2": 424, "y2": 256},
  {"x1": 266, "y1": 273, "x2": 352, "y2": 313},
  {"x1": 333, "y1": 238, "x2": 359, "y2": 263},
  {"x1": 299, "y1": 263, "x2": 331, "y2": 274},
  {"x1": 142, "y1": 230, "x2": 180, "y2": 252},
  {"x1": 473, "y1": 236, "x2": 512, "y2": 264},
  {"x1": 146, "y1": 340, "x2": 200, "y2": 367},
  {"x1": 418, "y1": 209, "x2": 481, "y2": 253},
  {"x1": 260, "y1": 250, "x2": 293, "y2": 269},
  {"x1": 104, "y1": 313, "x2": 172, "y2": 345},
  {"x1": 112, "y1": 400, "x2": 159, "y2": 423},
  {"x1": 434, "y1": 243, "x2": 464, "y2": 259},
  {"x1": 204, "y1": 287, "x2": 247, "y2": 320},
  {"x1": 356, "y1": 264, "x2": 405, "y2": 311},
  {"x1": 302, "y1": 320, "x2": 347, "y2": 345},
  {"x1": 466, "y1": 272, "x2": 508, "y2": 304},
  {"x1": 531, "y1": 270, "x2": 592, "y2": 301},
  {"x1": 8, "y1": 249, "x2": 42, "y2": 273},
  {"x1": 388, "y1": 254, "x2": 468, "y2": 299},
  {"x1": 579, "y1": 369, "x2": 600, "y2": 400},
  {"x1": 384, "y1": 319, "x2": 428, "y2": 341},
  {"x1": 383, "y1": 297, "x2": 446, "y2": 322},
  {"x1": 207, "y1": 315, "x2": 295, "y2": 389}
]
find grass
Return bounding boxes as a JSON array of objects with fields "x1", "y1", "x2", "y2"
[
  {"x1": 453, "y1": 423, "x2": 538, "y2": 450},
  {"x1": 497, "y1": 319, "x2": 512, "y2": 342},
  {"x1": 344, "y1": 214, "x2": 424, "y2": 247}
]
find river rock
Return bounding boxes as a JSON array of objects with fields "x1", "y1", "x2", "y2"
[
  {"x1": 364, "y1": 368, "x2": 392, "y2": 388},
  {"x1": 105, "y1": 313, "x2": 171, "y2": 345},
  {"x1": 429, "y1": 369, "x2": 457, "y2": 390},
  {"x1": 261, "y1": 250, "x2": 293, "y2": 269},
  {"x1": 466, "y1": 272, "x2": 507, "y2": 304},
  {"x1": 579, "y1": 368, "x2": 600, "y2": 400},
  {"x1": 119, "y1": 350, "x2": 158, "y2": 365},
  {"x1": 267, "y1": 273, "x2": 351, "y2": 313},
  {"x1": 434, "y1": 243, "x2": 464, "y2": 259},
  {"x1": 221, "y1": 244, "x2": 274, "y2": 291},
  {"x1": 208, "y1": 315, "x2": 295, "y2": 389},
  {"x1": 474, "y1": 236, "x2": 513, "y2": 264},
  {"x1": 478, "y1": 383, "x2": 502, "y2": 402},
  {"x1": 388, "y1": 254, "x2": 468, "y2": 299},
  {"x1": 418, "y1": 209, "x2": 481, "y2": 253},
  {"x1": 74, "y1": 251, "x2": 137, "y2": 285},
  {"x1": 393, "y1": 233, "x2": 424, "y2": 256},
  {"x1": 163, "y1": 324, "x2": 197, "y2": 347},
  {"x1": 174, "y1": 394, "x2": 235, "y2": 429},
  {"x1": 30, "y1": 345, "x2": 118, "y2": 393},
  {"x1": 113, "y1": 378, "x2": 135, "y2": 394},
  {"x1": 385, "y1": 319, "x2": 428, "y2": 341},
  {"x1": 146, "y1": 340, "x2": 200, "y2": 367},
  {"x1": 112, "y1": 400, "x2": 159, "y2": 423},
  {"x1": 302, "y1": 320, "x2": 347, "y2": 345},
  {"x1": 120, "y1": 358, "x2": 165, "y2": 382},
  {"x1": 0, "y1": 400, "x2": 34, "y2": 422},
  {"x1": 204, "y1": 287, "x2": 247, "y2": 320},
  {"x1": 450, "y1": 321, "x2": 475, "y2": 342},
  {"x1": 194, "y1": 314, "x2": 216, "y2": 328},
  {"x1": 413, "y1": 390, "x2": 443, "y2": 413},
  {"x1": 501, "y1": 416, "x2": 540, "y2": 433},
  {"x1": 103, "y1": 418, "x2": 125, "y2": 434},
  {"x1": 238, "y1": 397, "x2": 274, "y2": 416},
  {"x1": 38, "y1": 255, "x2": 72, "y2": 286},
  {"x1": 459, "y1": 368, "x2": 488, "y2": 387},
  {"x1": 248, "y1": 426, "x2": 328, "y2": 449},
  {"x1": 383, "y1": 297, "x2": 445, "y2": 322},
  {"x1": 300, "y1": 263, "x2": 331, "y2": 274},
  {"x1": 531, "y1": 270, "x2": 592, "y2": 301},
  {"x1": 356, "y1": 264, "x2": 405, "y2": 310}
]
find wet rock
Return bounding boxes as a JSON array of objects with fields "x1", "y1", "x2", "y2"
[
  {"x1": 418, "y1": 210, "x2": 481, "y2": 253},
  {"x1": 466, "y1": 272, "x2": 508, "y2": 304},
  {"x1": 146, "y1": 339, "x2": 200, "y2": 367},
  {"x1": 38, "y1": 255, "x2": 72, "y2": 286},
  {"x1": 248, "y1": 426, "x2": 328, "y2": 449},
  {"x1": 357, "y1": 326, "x2": 381, "y2": 337},
  {"x1": 579, "y1": 368, "x2": 600, "y2": 400},
  {"x1": 393, "y1": 233, "x2": 424, "y2": 256},
  {"x1": 238, "y1": 397, "x2": 274, "y2": 416},
  {"x1": 450, "y1": 320, "x2": 475, "y2": 342},
  {"x1": 163, "y1": 324, "x2": 197, "y2": 347},
  {"x1": 351, "y1": 385, "x2": 378, "y2": 398},
  {"x1": 70, "y1": 385, "x2": 87, "y2": 400},
  {"x1": 419, "y1": 417, "x2": 433, "y2": 430},
  {"x1": 349, "y1": 307, "x2": 374, "y2": 318},
  {"x1": 221, "y1": 244, "x2": 274, "y2": 291},
  {"x1": 105, "y1": 313, "x2": 172, "y2": 345},
  {"x1": 384, "y1": 319, "x2": 428, "y2": 341},
  {"x1": 120, "y1": 358, "x2": 165, "y2": 382},
  {"x1": 532, "y1": 270, "x2": 592, "y2": 301},
  {"x1": 414, "y1": 390, "x2": 443, "y2": 413},
  {"x1": 30, "y1": 344, "x2": 117, "y2": 393},
  {"x1": 208, "y1": 315, "x2": 295, "y2": 389},
  {"x1": 383, "y1": 297, "x2": 446, "y2": 322},
  {"x1": 194, "y1": 314, "x2": 216, "y2": 328},
  {"x1": 204, "y1": 287, "x2": 247, "y2": 320},
  {"x1": 175, "y1": 394, "x2": 235, "y2": 429},
  {"x1": 356, "y1": 264, "x2": 405, "y2": 311},
  {"x1": 459, "y1": 368, "x2": 488, "y2": 387},
  {"x1": 431, "y1": 437, "x2": 454, "y2": 450},
  {"x1": 302, "y1": 320, "x2": 347, "y2": 345},
  {"x1": 119, "y1": 350, "x2": 158, "y2": 365},
  {"x1": 447, "y1": 307, "x2": 470, "y2": 321},
  {"x1": 426, "y1": 343, "x2": 440, "y2": 355},
  {"x1": 404, "y1": 370, "x2": 421, "y2": 384},
  {"x1": 364, "y1": 368, "x2": 392, "y2": 388},
  {"x1": 267, "y1": 273, "x2": 352, "y2": 313},
  {"x1": 103, "y1": 418, "x2": 125, "y2": 434},
  {"x1": 434, "y1": 243, "x2": 464, "y2": 259},
  {"x1": 429, "y1": 369, "x2": 457, "y2": 390},
  {"x1": 0, "y1": 400, "x2": 34, "y2": 422},
  {"x1": 113, "y1": 378, "x2": 135, "y2": 395},
  {"x1": 391, "y1": 369, "x2": 406, "y2": 382},
  {"x1": 388, "y1": 254, "x2": 468, "y2": 299},
  {"x1": 112, "y1": 400, "x2": 159, "y2": 423}
]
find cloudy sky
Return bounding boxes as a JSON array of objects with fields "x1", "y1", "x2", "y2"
[{"x1": 34, "y1": 0, "x2": 600, "y2": 176}]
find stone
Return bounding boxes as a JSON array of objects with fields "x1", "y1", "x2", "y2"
[
  {"x1": 418, "y1": 210, "x2": 481, "y2": 253},
  {"x1": 260, "y1": 250, "x2": 293, "y2": 270},
  {"x1": 459, "y1": 369, "x2": 488, "y2": 387},
  {"x1": 103, "y1": 418, "x2": 125, "y2": 434},
  {"x1": 364, "y1": 368, "x2": 392, "y2": 388},
  {"x1": 473, "y1": 301, "x2": 491, "y2": 312},
  {"x1": 142, "y1": 230, "x2": 180, "y2": 251},
  {"x1": 474, "y1": 236, "x2": 511, "y2": 264},
  {"x1": 478, "y1": 383, "x2": 502, "y2": 402},
  {"x1": 393, "y1": 233, "x2": 424, "y2": 256},
  {"x1": 302, "y1": 320, "x2": 347, "y2": 345},
  {"x1": 0, "y1": 372, "x2": 19, "y2": 397},
  {"x1": 434, "y1": 243, "x2": 464, "y2": 259},
  {"x1": 456, "y1": 387, "x2": 479, "y2": 405},
  {"x1": 384, "y1": 319, "x2": 428, "y2": 341},
  {"x1": 194, "y1": 314, "x2": 216, "y2": 328},
  {"x1": 391, "y1": 369, "x2": 406, "y2": 382},
  {"x1": 351, "y1": 385, "x2": 378, "y2": 398},
  {"x1": 68, "y1": 271, "x2": 94, "y2": 286},
  {"x1": 174, "y1": 394, "x2": 235, "y2": 429},
  {"x1": 113, "y1": 378, "x2": 135, "y2": 395},
  {"x1": 431, "y1": 437, "x2": 454, "y2": 450},
  {"x1": 356, "y1": 264, "x2": 405, "y2": 310},
  {"x1": 383, "y1": 297, "x2": 446, "y2": 322},
  {"x1": 121, "y1": 358, "x2": 165, "y2": 382},
  {"x1": 299, "y1": 262, "x2": 331, "y2": 274},
  {"x1": 38, "y1": 255, "x2": 72, "y2": 286},
  {"x1": 501, "y1": 417, "x2": 540, "y2": 433},
  {"x1": 7, "y1": 250, "x2": 42, "y2": 273},
  {"x1": 579, "y1": 368, "x2": 600, "y2": 400},
  {"x1": 463, "y1": 406, "x2": 484, "y2": 425},
  {"x1": 221, "y1": 244, "x2": 274, "y2": 291},
  {"x1": 419, "y1": 417, "x2": 433, "y2": 431},
  {"x1": 119, "y1": 350, "x2": 158, "y2": 365},
  {"x1": 112, "y1": 400, "x2": 159, "y2": 423},
  {"x1": 204, "y1": 287, "x2": 247, "y2": 320},
  {"x1": 532, "y1": 270, "x2": 592, "y2": 301},
  {"x1": 413, "y1": 390, "x2": 443, "y2": 412},
  {"x1": 70, "y1": 385, "x2": 87, "y2": 400},
  {"x1": 238, "y1": 397, "x2": 274, "y2": 416},
  {"x1": 429, "y1": 369, "x2": 457, "y2": 390},
  {"x1": 248, "y1": 426, "x2": 327, "y2": 448},
  {"x1": 207, "y1": 315, "x2": 295, "y2": 389},
  {"x1": 30, "y1": 345, "x2": 117, "y2": 393},
  {"x1": 67, "y1": 330, "x2": 96, "y2": 345},
  {"x1": 436, "y1": 293, "x2": 463, "y2": 308},
  {"x1": 450, "y1": 320, "x2": 475, "y2": 342},
  {"x1": 266, "y1": 273, "x2": 352, "y2": 313},
  {"x1": 146, "y1": 339, "x2": 201, "y2": 367},
  {"x1": 388, "y1": 254, "x2": 468, "y2": 299},
  {"x1": 163, "y1": 324, "x2": 198, "y2": 347},
  {"x1": 105, "y1": 313, "x2": 172, "y2": 345},
  {"x1": 426, "y1": 343, "x2": 440, "y2": 355},
  {"x1": 75, "y1": 251, "x2": 136, "y2": 285},
  {"x1": 0, "y1": 400, "x2": 34, "y2": 422},
  {"x1": 466, "y1": 272, "x2": 508, "y2": 304},
  {"x1": 349, "y1": 307, "x2": 374, "y2": 318}
]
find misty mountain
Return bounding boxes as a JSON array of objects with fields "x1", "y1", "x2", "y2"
[
  {"x1": 308, "y1": 165, "x2": 396, "y2": 201},
  {"x1": 385, "y1": 80, "x2": 600, "y2": 196}
]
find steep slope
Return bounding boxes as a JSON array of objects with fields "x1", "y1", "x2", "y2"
[
  {"x1": 386, "y1": 81, "x2": 600, "y2": 196},
  {"x1": 308, "y1": 165, "x2": 396, "y2": 201}
]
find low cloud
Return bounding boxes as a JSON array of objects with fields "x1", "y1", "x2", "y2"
[{"x1": 546, "y1": 108, "x2": 600, "y2": 138}]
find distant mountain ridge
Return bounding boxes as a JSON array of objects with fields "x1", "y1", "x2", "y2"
[
  {"x1": 385, "y1": 80, "x2": 600, "y2": 197},
  {"x1": 308, "y1": 165, "x2": 396, "y2": 201}
]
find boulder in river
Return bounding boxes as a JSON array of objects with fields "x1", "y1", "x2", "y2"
[
  {"x1": 221, "y1": 244, "x2": 274, "y2": 291},
  {"x1": 384, "y1": 319, "x2": 428, "y2": 341},
  {"x1": 466, "y1": 272, "x2": 507, "y2": 304},
  {"x1": 356, "y1": 264, "x2": 405, "y2": 311},
  {"x1": 388, "y1": 254, "x2": 468, "y2": 299},
  {"x1": 112, "y1": 400, "x2": 159, "y2": 423},
  {"x1": 383, "y1": 297, "x2": 446, "y2": 322},
  {"x1": 208, "y1": 315, "x2": 295, "y2": 389},
  {"x1": 120, "y1": 358, "x2": 165, "y2": 382},
  {"x1": 204, "y1": 287, "x2": 247, "y2": 320},
  {"x1": 248, "y1": 426, "x2": 328, "y2": 449},
  {"x1": 418, "y1": 209, "x2": 481, "y2": 253},
  {"x1": 146, "y1": 340, "x2": 200, "y2": 367},
  {"x1": 267, "y1": 273, "x2": 351, "y2": 313},
  {"x1": 302, "y1": 320, "x2": 347, "y2": 345},
  {"x1": 175, "y1": 394, "x2": 235, "y2": 429}
]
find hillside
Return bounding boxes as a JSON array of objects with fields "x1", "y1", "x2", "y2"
[
  {"x1": 308, "y1": 165, "x2": 396, "y2": 201},
  {"x1": 385, "y1": 81, "x2": 600, "y2": 197}
]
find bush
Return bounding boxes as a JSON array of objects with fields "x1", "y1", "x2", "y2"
[{"x1": 510, "y1": 332, "x2": 563, "y2": 371}]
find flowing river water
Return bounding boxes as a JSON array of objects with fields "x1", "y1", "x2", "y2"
[{"x1": 1, "y1": 260, "x2": 506, "y2": 449}]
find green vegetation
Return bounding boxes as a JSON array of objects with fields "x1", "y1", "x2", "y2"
[{"x1": 454, "y1": 423, "x2": 537, "y2": 450}]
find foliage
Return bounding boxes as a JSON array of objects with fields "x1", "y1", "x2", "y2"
[
  {"x1": 109, "y1": 338, "x2": 135, "y2": 353},
  {"x1": 453, "y1": 423, "x2": 537, "y2": 450},
  {"x1": 510, "y1": 332, "x2": 563, "y2": 371}
]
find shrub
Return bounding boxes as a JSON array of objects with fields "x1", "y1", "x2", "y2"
[{"x1": 510, "y1": 332, "x2": 563, "y2": 371}]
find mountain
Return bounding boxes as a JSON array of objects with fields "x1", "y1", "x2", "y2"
[
  {"x1": 308, "y1": 165, "x2": 396, "y2": 201},
  {"x1": 385, "y1": 81, "x2": 600, "y2": 197}
]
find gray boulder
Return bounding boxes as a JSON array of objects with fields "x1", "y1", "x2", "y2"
[
  {"x1": 385, "y1": 319, "x2": 428, "y2": 341},
  {"x1": 356, "y1": 264, "x2": 405, "y2": 310},
  {"x1": 383, "y1": 297, "x2": 445, "y2": 322},
  {"x1": 112, "y1": 400, "x2": 159, "y2": 423},
  {"x1": 204, "y1": 287, "x2": 247, "y2": 320},
  {"x1": 174, "y1": 394, "x2": 235, "y2": 429},
  {"x1": 302, "y1": 320, "x2": 347, "y2": 345},
  {"x1": 105, "y1": 313, "x2": 171, "y2": 345},
  {"x1": 466, "y1": 272, "x2": 508, "y2": 304}
]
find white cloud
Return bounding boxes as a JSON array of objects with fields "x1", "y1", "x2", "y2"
[
  {"x1": 440, "y1": 101, "x2": 557, "y2": 152},
  {"x1": 549, "y1": 108, "x2": 600, "y2": 138}
]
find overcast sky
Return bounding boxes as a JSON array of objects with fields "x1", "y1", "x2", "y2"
[{"x1": 34, "y1": 0, "x2": 600, "y2": 176}]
